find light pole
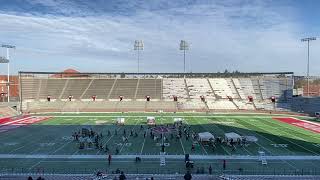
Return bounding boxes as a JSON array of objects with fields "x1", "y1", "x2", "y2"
[
  {"x1": 301, "y1": 37, "x2": 316, "y2": 97},
  {"x1": 1, "y1": 44, "x2": 15, "y2": 102},
  {"x1": 179, "y1": 40, "x2": 189, "y2": 73},
  {"x1": 134, "y1": 40, "x2": 144, "y2": 73}
]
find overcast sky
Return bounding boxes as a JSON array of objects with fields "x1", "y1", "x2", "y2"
[{"x1": 0, "y1": 0, "x2": 319, "y2": 75}]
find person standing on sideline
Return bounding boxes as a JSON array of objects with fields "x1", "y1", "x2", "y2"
[
  {"x1": 184, "y1": 171, "x2": 192, "y2": 180},
  {"x1": 108, "y1": 154, "x2": 112, "y2": 165},
  {"x1": 209, "y1": 165, "x2": 212, "y2": 174}
]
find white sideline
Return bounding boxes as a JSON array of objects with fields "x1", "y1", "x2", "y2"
[{"x1": 1, "y1": 154, "x2": 320, "y2": 160}]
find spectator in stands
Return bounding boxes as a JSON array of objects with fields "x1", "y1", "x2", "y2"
[
  {"x1": 119, "y1": 171, "x2": 126, "y2": 180},
  {"x1": 27, "y1": 176, "x2": 33, "y2": 180}
]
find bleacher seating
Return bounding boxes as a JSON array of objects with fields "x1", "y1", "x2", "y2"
[
  {"x1": 236, "y1": 78, "x2": 259, "y2": 99},
  {"x1": 20, "y1": 78, "x2": 40, "y2": 99},
  {"x1": 250, "y1": 79, "x2": 264, "y2": 100},
  {"x1": 109, "y1": 79, "x2": 138, "y2": 99},
  {"x1": 20, "y1": 75, "x2": 294, "y2": 113},
  {"x1": 81, "y1": 79, "x2": 115, "y2": 99},
  {"x1": 61, "y1": 79, "x2": 92, "y2": 99},
  {"x1": 209, "y1": 78, "x2": 238, "y2": 99},
  {"x1": 186, "y1": 78, "x2": 215, "y2": 99},
  {"x1": 162, "y1": 78, "x2": 188, "y2": 99},
  {"x1": 38, "y1": 79, "x2": 67, "y2": 99},
  {"x1": 259, "y1": 78, "x2": 292, "y2": 101},
  {"x1": 136, "y1": 79, "x2": 162, "y2": 99}
]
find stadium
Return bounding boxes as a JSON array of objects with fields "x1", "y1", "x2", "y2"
[
  {"x1": 1, "y1": 1, "x2": 320, "y2": 180},
  {"x1": 0, "y1": 69, "x2": 319, "y2": 179}
]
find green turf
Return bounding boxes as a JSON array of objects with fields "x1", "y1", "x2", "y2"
[{"x1": 1, "y1": 113, "x2": 320, "y2": 174}]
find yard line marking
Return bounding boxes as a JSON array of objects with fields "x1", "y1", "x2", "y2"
[
  {"x1": 255, "y1": 117, "x2": 320, "y2": 156},
  {"x1": 186, "y1": 115, "x2": 208, "y2": 155},
  {"x1": 119, "y1": 117, "x2": 141, "y2": 154},
  {"x1": 51, "y1": 141, "x2": 73, "y2": 154},
  {"x1": 95, "y1": 119, "x2": 121, "y2": 155},
  {"x1": 270, "y1": 117, "x2": 320, "y2": 141},
  {"x1": 140, "y1": 137, "x2": 146, "y2": 155},
  {"x1": 236, "y1": 118, "x2": 290, "y2": 155},
  {"x1": 28, "y1": 160, "x2": 42, "y2": 170},
  {"x1": 97, "y1": 126, "x2": 121, "y2": 155},
  {"x1": 201, "y1": 117, "x2": 233, "y2": 155},
  {"x1": 179, "y1": 138, "x2": 186, "y2": 154},
  {"x1": 30, "y1": 118, "x2": 81, "y2": 155},
  {"x1": 29, "y1": 119, "x2": 85, "y2": 169},
  {"x1": 240, "y1": 117, "x2": 308, "y2": 169}
]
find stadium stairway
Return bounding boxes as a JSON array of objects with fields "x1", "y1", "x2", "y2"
[
  {"x1": 230, "y1": 78, "x2": 241, "y2": 99},
  {"x1": 230, "y1": 100, "x2": 239, "y2": 110},
  {"x1": 206, "y1": 78, "x2": 219, "y2": 99},
  {"x1": 202, "y1": 100, "x2": 210, "y2": 111},
  {"x1": 184, "y1": 78, "x2": 191, "y2": 100}
]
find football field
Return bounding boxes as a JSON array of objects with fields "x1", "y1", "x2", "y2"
[{"x1": 0, "y1": 112, "x2": 320, "y2": 175}]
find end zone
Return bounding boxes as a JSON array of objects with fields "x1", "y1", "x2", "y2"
[
  {"x1": 0, "y1": 116, "x2": 52, "y2": 133},
  {"x1": 273, "y1": 117, "x2": 320, "y2": 133}
]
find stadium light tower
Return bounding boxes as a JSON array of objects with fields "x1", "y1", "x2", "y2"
[
  {"x1": 179, "y1": 40, "x2": 189, "y2": 73},
  {"x1": 134, "y1": 40, "x2": 144, "y2": 73},
  {"x1": 301, "y1": 37, "x2": 316, "y2": 97},
  {"x1": 1, "y1": 44, "x2": 15, "y2": 102}
]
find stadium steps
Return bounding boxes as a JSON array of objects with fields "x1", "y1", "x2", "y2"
[
  {"x1": 230, "y1": 100, "x2": 239, "y2": 110},
  {"x1": 202, "y1": 101, "x2": 210, "y2": 111},
  {"x1": 250, "y1": 78, "x2": 263, "y2": 100},
  {"x1": 183, "y1": 78, "x2": 191, "y2": 100},
  {"x1": 252, "y1": 101, "x2": 257, "y2": 110},
  {"x1": 134, "y1": 78, "x2": 140, "y2": 100},
  {"x1": 231, "y1": 78, "x2": 241, "y2": 99},
  {"x1": 36, "y1": 79, "x2": 43, "y2": 99},
  {"x1": 206, "y1": 78, "x2": 219, "y2": 99},
  {"x1": 79, "y1": 79, "x2": 94, "y2": 99},
  {"x1": 107, "y1": 78, "x2": 118, "y2": 99},
  {"x1": 256, "y1": 79, "x2": 264, "y2": 100},
  {"x1": 58, "y1": 79, "x2": 70, "y2": 99}
]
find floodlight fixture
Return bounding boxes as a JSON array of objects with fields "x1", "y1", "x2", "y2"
[
  {"x1": 1, "y1": 44, "x2": 15, "y2": 102},
  {"x1": 134, "y1": 40, "x2": 144, "y2": 73},
  {"x1": 179, "y1": 40, "x2": 189, "y2": 73},
  {"x1": 301, "y1": 37, "x2": 316, "y2": 97}
]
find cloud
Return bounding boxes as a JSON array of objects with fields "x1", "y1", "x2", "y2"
[{"x1": 0, "y1": 0, "x2": 318, "y2": 75}]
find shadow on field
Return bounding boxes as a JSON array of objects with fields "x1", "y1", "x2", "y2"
[{"x1": 0, "y1": 119, "x2": 320, "y2": 175}]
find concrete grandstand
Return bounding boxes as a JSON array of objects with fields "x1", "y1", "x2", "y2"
[{"x1": 19, "y1": 71, "x2": 294, "y2": 114}]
